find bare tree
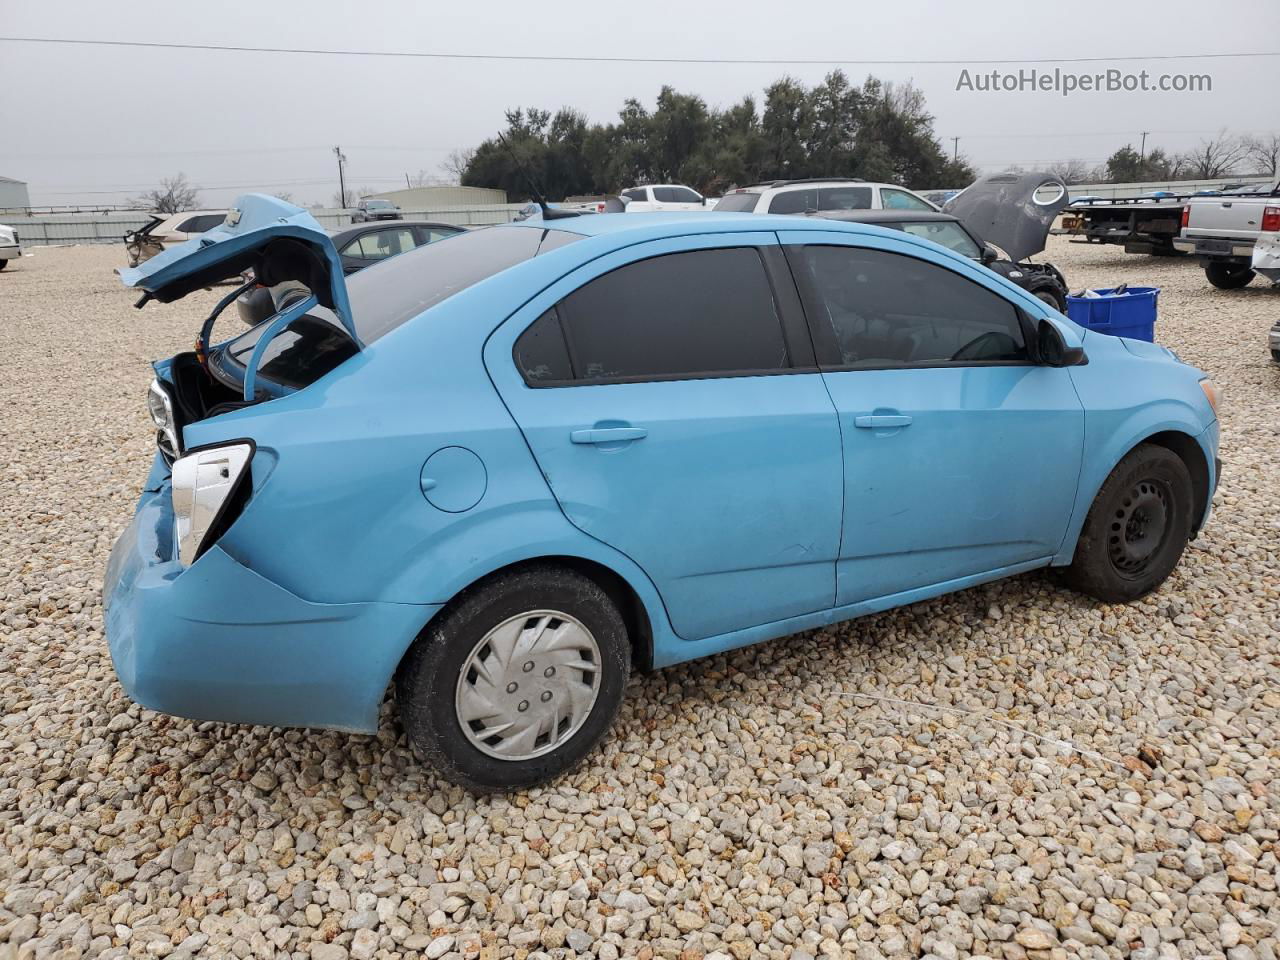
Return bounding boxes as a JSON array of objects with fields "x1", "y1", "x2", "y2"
[
  {"x1": 1046, "y1": 158, "x2": 1092, "y2": 184},
  {"x1": 405, "y1": 169, "x2": 444, "y2": 188},
  {"x1": 132, "y1": 173, "x2": 201, "y2": 213},
  {"x1": 1179, "y1": 131, "x2": 1248, "y2": 179},
  {"x1": 439, "y1": 148, "x2": 476, "y2": 184},
  {"x1": 1243, "y1": 132, "x2": 1280, "y2": 176},
  {"x1": 273, "y1": 191, "x2": 296, "y2": 204}
]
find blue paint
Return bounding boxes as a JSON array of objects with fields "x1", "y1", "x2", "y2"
[{"x1": 104, "y1": 201, "x2": 1221, "y2": 735}]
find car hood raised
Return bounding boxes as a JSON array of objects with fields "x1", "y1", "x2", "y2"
[
  {"x1": 944, "y1": 172, "x2": 1071, "y2": 262},
  {"x1": 118, "y1": 193, "x2": 356, "y2": 342}
]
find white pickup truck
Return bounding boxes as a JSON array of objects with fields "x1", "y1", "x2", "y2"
[{"x1": 1175, "y1": 178, "x2": 1280, "y2": 288}]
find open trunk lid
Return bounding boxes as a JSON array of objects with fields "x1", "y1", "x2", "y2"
[
  {"x1": 118, "y1": 193, "x2": 358, "y2": 344},
  {"x1": 944, "y1": 172, "x2": 1070, "y2": 262}
]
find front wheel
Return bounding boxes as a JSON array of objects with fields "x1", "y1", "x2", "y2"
[
  {"x1": 1205, "y1": 261, "x2": 1255, "y2": 290},
  {"x1": 1061, "y1": 445, "x2": 1194, "y2": 603},
  {"x1": 1032, "y1": 287, "x2": 1067, "y2": 312},
  {"x1": 396, "y1": 565, "x2": 630, "y2": 792}
]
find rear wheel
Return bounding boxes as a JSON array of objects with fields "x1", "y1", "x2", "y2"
[
  {"x1": 1205, "y1": 261, "x2": 1255, "y2": 289},
  {"x1": 0, "y1": 259, "x2": 7, "y2": 270},
  {"x1": 1061, "y1": 445, "x2": 1194, "y2": 603},
  {"x1": 396, "y1": 565, "x2": 630, "y2": 792}
]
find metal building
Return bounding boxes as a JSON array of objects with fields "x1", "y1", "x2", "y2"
[
  {"x1": 0, "y1": 176, "x2": 31, "y2": 211},
  {"x1": 365, "y1": 185, "x2": 506, "y2": 207}
]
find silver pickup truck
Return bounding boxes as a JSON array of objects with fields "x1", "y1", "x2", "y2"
[{"x1": 1175, "y1": 178, "x2": 1280, "y2": 288}]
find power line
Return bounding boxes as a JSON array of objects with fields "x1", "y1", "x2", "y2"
[{"x1": 2, "y1": 35, "x2": 1278, "y2": 65}]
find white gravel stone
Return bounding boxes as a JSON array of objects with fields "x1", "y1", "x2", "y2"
[{"x1": 1, "y1": 241, "x2": 1278, "y2": 959}]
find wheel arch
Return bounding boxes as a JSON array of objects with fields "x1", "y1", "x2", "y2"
[
  {"x1": 396, "y1": 554, "x2": 659, "y2": 682},
  {"x1": 1142, "y1": 429, "x2": 1211, "y2": 534},
  {"x1": 1054, "y1": 421, "x2": 1214, "y2": 565}
]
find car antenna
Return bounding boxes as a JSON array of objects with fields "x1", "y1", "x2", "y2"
[{"x1": 496, "y1": 132, "x2": 580, "y2": 220}]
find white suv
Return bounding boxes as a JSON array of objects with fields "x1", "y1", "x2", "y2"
[
  {"x1": 0, "y1": 223, "x2": 20, "y2": 270},
  {"x1": 620, "y1": 184, "x2": 710, "y2": 212},
  {"x1": 713, "y1": 179, "x2": 938, "y2": 215}
]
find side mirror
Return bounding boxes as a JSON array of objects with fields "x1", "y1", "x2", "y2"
[
  {"x1": 980, "y1": 242, "x2": 1000, "y2": 265},
  {"x1": 1037, "y1": 317, "x2": 1086, "y2": 367}
]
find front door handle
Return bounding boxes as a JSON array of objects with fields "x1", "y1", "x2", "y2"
[
  {"x1": 570, "y1": 426, "x2": 648, "y2": 444},
  {"x1": 854, "y1": 414, "x2": 913, "y2": 429}
]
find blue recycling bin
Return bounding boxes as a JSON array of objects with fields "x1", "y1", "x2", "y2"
[{"x1": 1065, "y1": 286, "x2": 1159, "y2": 342}]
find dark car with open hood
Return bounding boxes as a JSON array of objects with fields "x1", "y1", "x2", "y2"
[{"x1": 812, "y1": 208, "x2": 1070, "y2": 311}]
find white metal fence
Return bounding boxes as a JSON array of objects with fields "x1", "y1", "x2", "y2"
[{"x1": 4, "y1": 205, "x2": 528, "y2": 246}]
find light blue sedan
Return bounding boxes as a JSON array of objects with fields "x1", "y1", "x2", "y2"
[{"x1": 107, "y1": 195, "x2": 1221, "y2": 791}]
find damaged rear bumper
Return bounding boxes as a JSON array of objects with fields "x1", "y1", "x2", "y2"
[{"x1": 104, "y1": 477, "x2": 438, "y2": 734}]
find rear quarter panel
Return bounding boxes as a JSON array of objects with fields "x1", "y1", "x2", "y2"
[{"x1": 182, "y1": 236, "x2": 678, "y2": 644}]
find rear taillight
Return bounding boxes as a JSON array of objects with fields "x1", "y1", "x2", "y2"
[
  {"x1": 1180, "y1": 205, "x2": 1190, "y2": 228},
  {"x1": 171, "y1": 441, "x2": 255, "y2": 567},
  {"x1": 1261, "y1": 206, "x2": 1280, "y2": 232}
]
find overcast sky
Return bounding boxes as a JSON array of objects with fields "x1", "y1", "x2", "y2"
[{"x1": 2, "y1": 0, "x2": 1277, "y2": 207}]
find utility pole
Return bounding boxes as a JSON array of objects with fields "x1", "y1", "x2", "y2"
[
  {"x1": 1139, "y1": 131, "x2": 1149, "y2": 163},
  {"x1": 951, "y1": 136, "x2": 960, "y2": 163},
  {"x1": 405, "y1": 173, "x2": 411, "y2": 189},
  {"x1": 333, "y1": 146, "x2": 348, "y2": 208}
]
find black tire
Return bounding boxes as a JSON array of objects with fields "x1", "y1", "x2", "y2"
[
  {"x1": 0, "y1": 259, "x2": 7, "y2": 270},
  {"x1": 1272, "y1": 349, "x2": 1280, "y2": 364},
  {"x1": 396, "y1": 565, "x2": 630, "y2": 792},
  {"x1": 1032, "y1": 286, "x2": 1067, "y2": 312},
  {"x1": 1061, "y1": 445, "x2": 1194, "y2": 603},
  {"x1": 1205, "y1": 261, "x2": 1255, "y2": 290}
]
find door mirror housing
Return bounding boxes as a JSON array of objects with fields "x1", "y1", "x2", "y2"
[
  {"x1": 1037, "y1": 316, "x2": 1086, "y2": 367},
  {"x1": 980, "y1": 242, "x2": 1000, "y2": 265}
]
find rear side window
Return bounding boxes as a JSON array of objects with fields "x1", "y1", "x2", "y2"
[
  {"x1": 622, "y1": 188, "x2": 648, "y2": 202},
  {"x1": 792, "y1": 245, "x2": 1028, "y2": 368},
  {"x1": 176, "y1": 214, "x2": 225, "y2": 233},
  {"x1": 712, "y1": 192, "x2": 760, "y2": 212},
  {"x1": 513, "y1": 247, "x2": 790, "y2": 385},
  {"x1": 767, "y1": 189, "x2": 817, "y2": 214},
  {"x1": 664, "y1": 186, "x2": 702, "y2": 203},
  {"x1": 881, "y1": 188, "x2": 934, "y2": 211}
]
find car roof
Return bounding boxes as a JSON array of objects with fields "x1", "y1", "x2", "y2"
[
  {"x1": 812, "y1": 210, "x2": 960, "y2": 224},
  {"x1": 502, "y1": 210, "x2": 899, "y2": 239}
]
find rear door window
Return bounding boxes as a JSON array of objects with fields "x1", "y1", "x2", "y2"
[
  {"x1": 514, "y1": 247, "x2": 790, "y2": 385},
  {"x1": 667, "y1": 187, "x2": 703, "y2": 203},
  {"x1": 816, "y1": 186, "x2": 872, "y2": 210}
]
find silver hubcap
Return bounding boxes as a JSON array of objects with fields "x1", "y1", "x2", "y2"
[{"x1": 455, "y1": 610, "x2": 601, "y2": 761}]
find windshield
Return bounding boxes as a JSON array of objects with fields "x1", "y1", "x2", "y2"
[
  {"x1": 712, "y1": 192, "x2": 760, "y2": 212},
  {"x1": 891, "y1": 220, "x2": 982, "y2": 258},
  {"x1": 217, "y1": 226, "x2": 581, "y2": 390},
  {"x1": 365, "y1": 200, "x2": 395, "y2": 209}
]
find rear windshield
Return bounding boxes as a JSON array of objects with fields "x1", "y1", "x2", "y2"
[
  {"x1": 219, "y1": 226, "x2": 580, "y2": 389},
  {"x1": 712, "y1": 192, "x2": 760, "y2": 212}
]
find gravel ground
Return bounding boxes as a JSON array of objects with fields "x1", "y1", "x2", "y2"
[{"x1": 1, "y1": 238, "x2": 1278, "y2": 960}]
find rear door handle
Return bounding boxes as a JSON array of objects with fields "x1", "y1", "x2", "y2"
[
  {"x1": 853, "y1": 414, "x2": 913, "y2": 429},
  {"x1": 570, "y1": 426, "x2": 648, "y2": 444}
]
